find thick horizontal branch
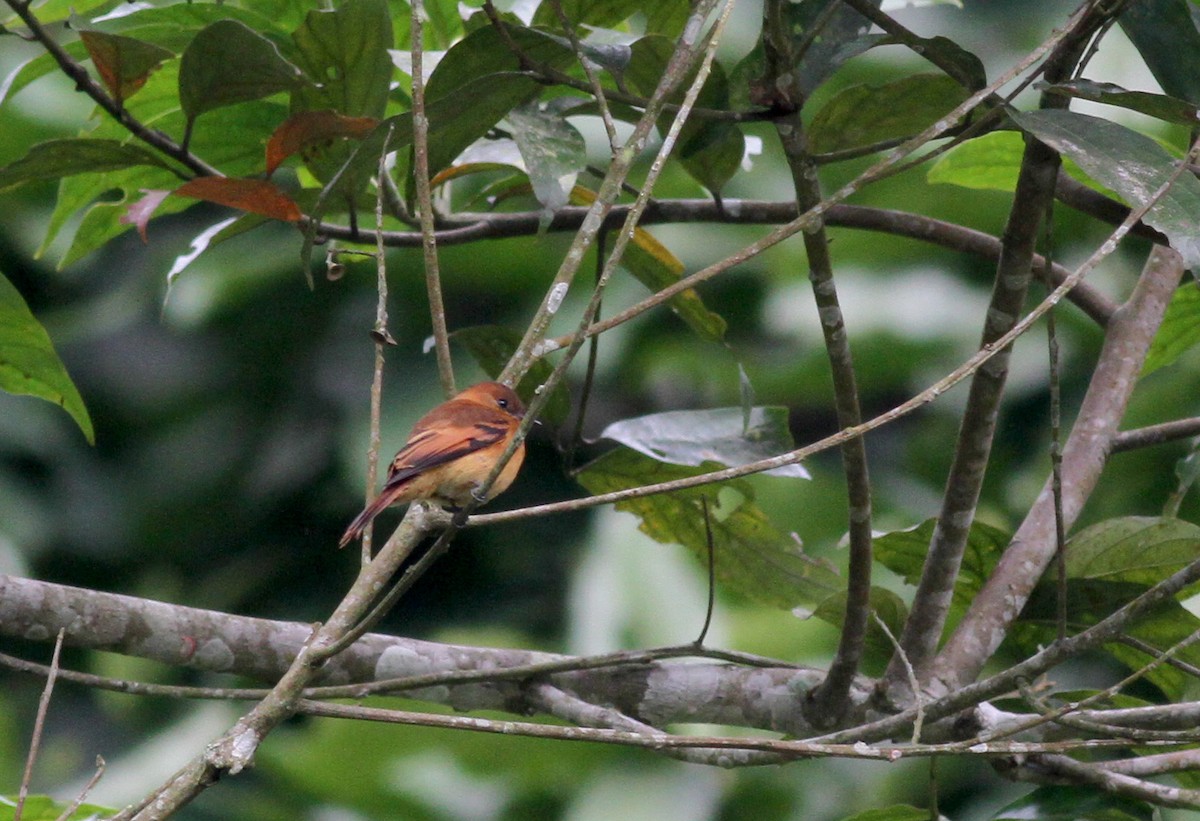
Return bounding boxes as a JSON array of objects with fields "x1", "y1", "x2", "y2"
[{"x1": 0, "y1": 574, "x2": 839, "y2": 736}]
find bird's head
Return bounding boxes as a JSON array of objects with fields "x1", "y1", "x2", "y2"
[{"x1": 458, "y1": 381, "x2": 526, "y2": 419}]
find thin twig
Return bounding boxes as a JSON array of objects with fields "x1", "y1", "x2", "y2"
[
  {"x1": 1112, "y1": 419, "x2": 1200, "y2": 453},
  {"x1": 411, "y1": 0, "x2": 456, "y2": 397},
  {"x1": 15, "y1": 629, "x2": 65, "y2": 821},
  {"x1": 695, "y1": 498, "x2": 716, "y2": 647},
  {"x1": 549, "y1": 0, "x2": 619, "y2": 152},
  {"x1": 54, "y1": 756, "x2": 105, "y2": 821},
  {"x1": 873, "y1": 613, "x2": 924, "y2": 745}
]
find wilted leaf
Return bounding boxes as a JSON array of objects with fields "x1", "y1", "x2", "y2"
[
  {"x1": 600, "y1": 407, "x2": 810, "y2": 479},
  {"x1": 577, "y1": 447, "x2": 842, "y2": 609},
  {"x1": 173, "y1": 177, "x2": 302, "y2": 222},
  {"x1": 0, "y1": 139, "x2": 174, "y2": 191},
  {"x1": 289, "y1": 0, "x2": 392, "y2": 197},
  {"x1": 266, "y1": 110, "x2": 380, "y2": 175},
  {"x1": 569, "y1": 186, "x2": 727, "y2": 342},
  {"x1": 179, "y1": 19, "x2": 305, "y2": 124},
  {"x1": 78, "y1": 28, "x2": 173, "y2": 104},
  {"x1": 449, "y1": 325, "x2": 571, "y2": 426},
  {"x1": 1012, "y1": 109, "x2": 1200, "y2": 269},
  {"x1": 1143, "y1": 284, "x2": 1200, "y2": 376},
  {"x1": 0, "y1": 272, "x2": 94, "y2": 444},
  {"x1": 120, "y1": 189, "x2": 170, "y2": 242},
  {"x1": 808, "y1": 74, "x2": 970, "y2": 155}
]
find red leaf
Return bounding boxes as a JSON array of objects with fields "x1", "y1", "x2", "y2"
[
  {"x1": 173, "y1": 177, "x2": 303, "y2": 222},
  {"x1": 79, "y1": 30, "x2": 172, "y2": 105},
  {"x1": 120, "y1": 189, "x2": 171, "y2": 242},
  {"x1": 265, "y1": 110, "x2": 379, "y2": 175}
]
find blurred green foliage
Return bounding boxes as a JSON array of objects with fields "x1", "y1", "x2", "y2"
[{"x1": 1, "y1": 0, "x2": 1199, "y2": 820}]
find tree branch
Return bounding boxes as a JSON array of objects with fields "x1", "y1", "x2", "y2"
[
  {"x1": 884, "y1": 10, "x2": 1103, "y2": 698},
  {"x1": 931, "y1": 244, "x2": 1187, "y2": 693}
]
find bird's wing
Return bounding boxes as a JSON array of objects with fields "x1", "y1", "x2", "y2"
[{"x1": 382, "y1": 401, "x2": 511, "y2": 489}]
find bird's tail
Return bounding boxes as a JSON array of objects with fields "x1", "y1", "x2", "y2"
[{"x1": 338, "y1": 491, "x2": 396, "y2": 549}]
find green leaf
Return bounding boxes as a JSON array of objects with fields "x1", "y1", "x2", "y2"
[
  {"x1": 1143, "y1": 283, "x2": 1200, "y2": 375},
  {"x1": 576, "y1": 447, "x2": 843, "y2": 610},
  {"x1": 507, "y1": 102, "x2": 587, "y2": 215},
  {"x1": 0, "y1": 794, "x2": 117, "y2": 821},
  {"x1": 306, "y1": 72, "x2": 541, "y2": 240},
  {"x1": 809, "y1": 73, "x2": 970, "y2": 155},
  {"x1": 992, "y1": 785, "x2": 1154, "y2": 821},
  {"x1": 1118, "y1": 0, "x2": 1200, "y2": 106},
  {"x1": 290, "y1": 0, "x2": 393, "y2": 118},
  {"x1": 39, "y1": 63, "x2": 285, "y2": 263},
  {"x1": 1012, "y1": 109, "x2": 1200, "y2": 270},
  {"x1": 644, "y1": 1, "x2": 693, "y2": 36},
  {"x1": 289, "y1": 0, "x2": 393, "y2": 193},
  {"x1": 1064, "y1": 516, "x2": 1200, "y2": 587},
  {"x1": 874, "y1": 518, "x2": 1011, "y2": 607},
  {"x1": 449, "y1": 325, "x2": 571, "y2": 426},
  {"x1": 0, "y1": 139, "x2": 174, "y2": 192},
  {"x1": 835, "y1": 806, "x2": 934, "y2": 821},
  {"x1": 813, "y1": 586, "x2": 908, "y2": 663},
  {"x1": 1016, "y1": 579, "x2": 1200, "y2": 700},
  {"x1": 0, "y1": 272, "x2": 94, "y2": 444},
  {"x1": 893, "y1": 35, "x2": 985, "y2": 91},
  {"x1": 776, "y1": 3, "x2": 878, "y2": 96},
  {"x1": 1039, "y1": 79, "x2": 1200, "y2": 126},
  {"x1": 625, "y1": 36, "x2": 745, "y2": 194},
  {"x1": 179, "y1": 19, "x2": 305, "y2": 123},
  {"x1": 927, "y1": 130, "x2": 1106, "y2": 197},
  {"x1": 599, "y1": 407, "x2": 810, "y2": 479}
]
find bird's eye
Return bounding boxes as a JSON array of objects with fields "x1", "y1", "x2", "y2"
[{"x1": 497, "y1": 398, "x2": 509, "y2": 409}]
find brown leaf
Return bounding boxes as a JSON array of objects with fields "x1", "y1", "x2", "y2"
[
  {"x1": 173, "y1": 177, "x2": 303, "y2": 222},
  {"x1": 79, "y1": 30, "x2": 172, "y2": 105},
  {"x1": 265, "y1": 110, "x2": 379, "y2": 175}
]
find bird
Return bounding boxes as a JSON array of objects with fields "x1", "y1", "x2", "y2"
[{"x1": 338, "y1": 381, "x2": 527, "y2": 548}]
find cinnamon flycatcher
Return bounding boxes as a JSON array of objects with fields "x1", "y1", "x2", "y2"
[{"x1": 339, "y1": 381, "x2": 526, "y2": 548}]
